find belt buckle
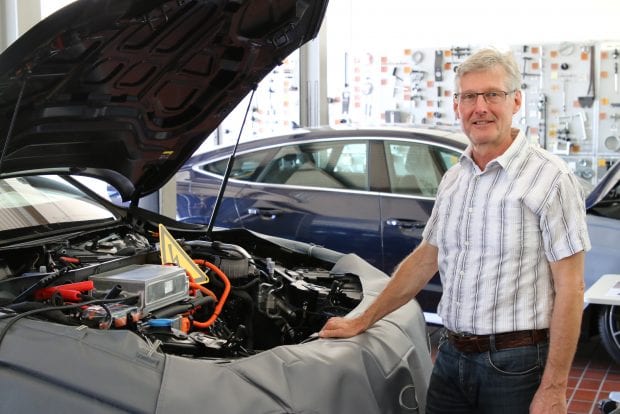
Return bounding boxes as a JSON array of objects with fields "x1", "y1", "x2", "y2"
[
  {"x1": 462, "y1": 334, "x2": 484, "y2": 353},
  {"x1": 454, "y1": 331, "x2": 477, "y2": 342},
  {"x1": 450, "y1": 331, "x2": 489, "y2": 353},
  {"x1": 451, "y1": 330, "x2": 474, "y2": 338},
  {"x1": 451, "y1": 331, "x2": 479, "y2": 350}
]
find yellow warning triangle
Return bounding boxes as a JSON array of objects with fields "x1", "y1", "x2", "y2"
[{"x1": 158, "y1": 223, "x2": 209, "y2": 284}]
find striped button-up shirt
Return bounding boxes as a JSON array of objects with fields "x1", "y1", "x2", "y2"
[{"x1": 423, "y1": 129, "x2": 591, "y2": 335}]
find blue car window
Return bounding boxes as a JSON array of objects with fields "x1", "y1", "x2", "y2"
[
  {"x1": 258, "y1": 141, "x2": 369, "y2": 190},
  {"x1": 386, "y1": 142, "x2": 450, "y2": 197},
  {"x1": 436, "y1": 148, "x2": 461, "y2": 170},
  {"x1": 204, "y1": 151, "x2": 271, "y2": 181}
]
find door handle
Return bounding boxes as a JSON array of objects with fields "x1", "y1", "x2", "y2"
[
  {"x1": 385, "y1": 218, "x2": 426, "y2": 229},
  {"x1": 248, "y1": 207, "x2": 282, "y2": 220}
]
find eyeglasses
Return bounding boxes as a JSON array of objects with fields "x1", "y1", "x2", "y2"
[{"x1": 454, "y1": 90, "x2": 516, "y2": 106}]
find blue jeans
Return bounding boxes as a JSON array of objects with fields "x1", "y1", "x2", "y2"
[{"x1": 426, "y1": 332, "x2": 548, "y2": 414}]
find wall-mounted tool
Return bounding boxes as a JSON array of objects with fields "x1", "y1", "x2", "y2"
[
  {"x1": 606, "y1": 114, "x2": 620, "y2": 151},
  {"x1": 559, "y1": 113, "x2": 588, "y2": 141},
  {"x1": 604, "y1": 135, "x2": 620, "y2": 152},
  {"x1": 392, "y1": 67, "x2": 404, "y2": 97},
  {"x1": 412, "y1": 50, "x2": 424, "y2": 65},
  {"x1": 560, "y1": 78, "x2": 569, "y2": 115},
  {"x1": 519, "y1": 47, "x2": 541, "y2": 89},
  {"x1": 434, "y1": 50, "x2": 443, "y2": 81},
  {"x1": 578, "y1": 45, "x2": 596, "y2": 108},
  {"x1": 409, "y1": 70, "x2": 426, "y2": 108},
  {"x1": 576, "y1": 158, "x2": 594, "y2": 180},
  {"x1": 450, "y1": 46, "x2": 471, "y2": 59},
  {"x1": 342, "y1": 52, "x2": 350, "y2": 116},
  {"x1": 613, "y1": 49, "x2": 619, "y2": 93},
  {"x1": 537, "y1": 93, "x2": 548, "y2": 149},
  {"x1": 361, "y1": 76, "x2": 374, "y2": 118}
]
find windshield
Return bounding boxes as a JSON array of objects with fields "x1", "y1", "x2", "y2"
[{"x1": 0, "y1": 175, "x2": 116, "y2": 232}]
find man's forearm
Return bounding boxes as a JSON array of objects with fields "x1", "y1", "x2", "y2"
[
  {"x1": 359, "y1": 241, "x2": 439, "y2": 329},
  {"x1": 541, "y1": 286, "x2": 583, "y2": 389},
  {"x1": 533, "y1": 252, "x2": 585, "y2": 412}
]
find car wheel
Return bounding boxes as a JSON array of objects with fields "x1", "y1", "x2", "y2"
[{"x1": 598, "y1": 305, "x2": 620, "y2": 365}]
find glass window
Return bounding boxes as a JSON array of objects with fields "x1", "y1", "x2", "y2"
[
  {"x1": 202, "y1": 150, "x2": 273, "y2": 181},
  {"x1": 386, "y1": 142, "x2": 460, "y2": 196},
  {"x1": 437, "y1": 148, "x2": 461, "y2": 170},
  {"x1": 201, "y1": 141, "x2": 370, "y2": 190},
  {"x1": 255, "y1": 141, "x2": 369, "y2": 190},
  {"x1": 0, "y1": 175, "x2": 116, "y2": 233}
]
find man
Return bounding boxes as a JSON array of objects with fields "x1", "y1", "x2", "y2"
[{"x1": 319, "y1": 48, "x2": 590, "y2": 413}]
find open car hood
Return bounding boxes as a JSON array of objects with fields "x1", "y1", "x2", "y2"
[{"x1": 0, "y1": 0, "x2": 327, "y2": 202}]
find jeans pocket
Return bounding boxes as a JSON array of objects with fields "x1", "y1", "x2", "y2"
[{"x1": 487, "y1": 344, "x2": 546, "y2": 376}]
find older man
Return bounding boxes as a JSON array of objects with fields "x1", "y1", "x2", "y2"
[{"x1": 319, "y1": 48, "x2": 590, "y2": 413}]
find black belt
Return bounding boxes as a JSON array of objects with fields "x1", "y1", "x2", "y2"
[{"x1": 446, "y1": 329, "x2": 549, "y2": 353}]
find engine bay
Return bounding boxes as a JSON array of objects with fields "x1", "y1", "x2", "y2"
[{"x1": 0, "y1": 223, "x2": 363, "y2": 359}]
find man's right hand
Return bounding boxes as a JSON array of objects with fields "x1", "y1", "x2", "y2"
[{"x1": 318, "y1": 316, "x2": 368, "y2": 339}]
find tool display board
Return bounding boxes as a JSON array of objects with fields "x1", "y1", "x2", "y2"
[
  {"x1": 329, "y1": 42, "x2": 620, "y2": 183},
  {"x1": 213, "y1": 51, "x2": 301, "y2": 146}
]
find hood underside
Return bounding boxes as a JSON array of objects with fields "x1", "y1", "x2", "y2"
[{"x1": 0, "y1": 0, "x2": 327, "y2": 201}]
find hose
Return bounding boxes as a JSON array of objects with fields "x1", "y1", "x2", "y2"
[
  {"x1": 191, "y1": 259, "x2": 231, "y2": 329},
  {"x1": 186, "y1": 273, "x2": 217, "y2": 301}
]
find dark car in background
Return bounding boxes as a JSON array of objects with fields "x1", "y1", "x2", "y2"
[
  {"x1": 0, "y1": 1, "x2": 433, "y2": 412},
  {"x1": 177, "y1": 125, "x2": 620, "y2": 363},
  {"x1": 583, "y1": 160, "x2": 620, "y2": 363},
  {"x1": 176, "y1": 126, "x2": 468, "y2": 320}
]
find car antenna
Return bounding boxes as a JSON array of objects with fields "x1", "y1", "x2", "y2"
[
  {"x1": 206, "y1": 88, "x2": 257, "y2": 238},
  {"x1": 0, "y1": 77, "x2": 27, "y2": 173}
]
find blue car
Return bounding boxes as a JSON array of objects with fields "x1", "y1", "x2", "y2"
[
  {"x1": 583, "y1": 160, "x2": 620, "y2": 363},
  {"x1": 176, "y1": 126, "x2": 468, "y2": 321}
]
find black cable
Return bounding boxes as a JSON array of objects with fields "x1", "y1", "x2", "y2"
[{"x1": 10, "y1": 269, "x2": 67, "y2": 304}]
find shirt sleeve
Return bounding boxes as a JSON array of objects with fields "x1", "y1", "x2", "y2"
[{"x1": 540, "y1": 171, "x2": 591, "y2": 262}]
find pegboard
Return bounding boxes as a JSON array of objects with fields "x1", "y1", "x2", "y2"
[{"x1": 328, "y1": 42, "x2": 620, "y2": 183}]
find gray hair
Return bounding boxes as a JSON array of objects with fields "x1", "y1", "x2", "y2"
[{"x1": 455, "y1": 48, "x2": 522, "y2": 92}]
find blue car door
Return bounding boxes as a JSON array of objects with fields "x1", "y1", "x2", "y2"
[
  {"x1": 234, "y1": 140, "x2": 384, "y2": 269},
  {"x1": 378, "y1": 139, "x2": 461, "y2": 312}
]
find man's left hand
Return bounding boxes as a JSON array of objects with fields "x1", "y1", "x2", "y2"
[{"x1": 530, "y1": 387, "x2": 567, "y2": 413}]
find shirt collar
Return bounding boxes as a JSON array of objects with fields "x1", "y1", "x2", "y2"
[{"x1": 459, "y1": 128, "x2": 529, "y2": 176}]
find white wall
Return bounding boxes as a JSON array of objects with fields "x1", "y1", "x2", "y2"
[
  {"x1": 41, "y1": 0, "x2": 74, "y2": 18},
  {"x1": 6, "y1": 0, "x2": 620, "y2": 52},
  {"x1": 0, "y1": 0, "x2": 41, "y2": 50},
  {"x1": 327, "y1": 0, "x2": 620, "y2": 52}
]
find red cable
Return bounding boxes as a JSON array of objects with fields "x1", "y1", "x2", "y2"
[{"x1": 191, "y1": 259, "x2": 231, "y2": 329}]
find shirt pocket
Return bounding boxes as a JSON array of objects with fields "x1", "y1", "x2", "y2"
[{"x1": 486, "y1": 205, "x2": 541, "y2": 254}]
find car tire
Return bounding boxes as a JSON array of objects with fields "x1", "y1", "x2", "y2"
[{"x1": 598, "y1": 305, "x2": 620, "y2": 365}]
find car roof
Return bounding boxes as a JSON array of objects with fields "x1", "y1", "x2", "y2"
[{"x1": 187, "y1": 125, "x2": 469, "y2": 166}]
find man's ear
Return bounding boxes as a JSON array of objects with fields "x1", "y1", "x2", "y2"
[
  {"x1": 512, "y1": 89, "x2": 523, "y2": 114},
  {"x1": 453, "y1": 100, "x2": 459, "y2": 119}
]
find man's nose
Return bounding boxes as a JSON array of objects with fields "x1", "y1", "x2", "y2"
[{"x1": 472, "y1": 94, "x2": 489, "y2": 110}]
